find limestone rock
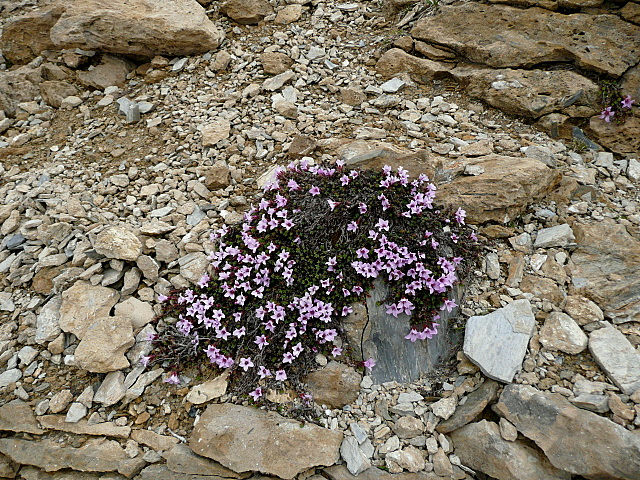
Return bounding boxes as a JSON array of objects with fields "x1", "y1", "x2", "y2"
[
  {"x1": 201, "y1": 119, "x2": 231, "y2": 147},
  {"x1": 393, "y1": 416, "x2": 424, "y2": 439},
  {"x1": 463, "y1": 299, "x2": 536, "y2": 383},
  {"x1": 220, "y1": 0, "x2": 274, "y2": 25},
  {"x1": 77, "y1": 55, "x2": 134, "y2": 89},
  {"x1": 324, "y1": 465, "x2": 448, "y2": 480},
  {"x1": 539, "y1": 312, "x2": 588, "y2": 354},
  {"x1": 0, "y1": 5, "x2": 63, "y2": 64},
  {"x1": 38, "y1": 415, "x2": 130, "y2": 438},
  {"x1": 437, "y1": 155, "x2": 561, "y2": 224},
  {"x1": 340, "y1": 436, "x2": 371, "y2": 476},
  {"x1": 260, "y1": 52, "x2": 294, "y2": 75},
  {"x1": 275, "y1": 4, "x2": 303, "y2": 24},
  {"x1": 495, "y1": 384, "x2": 640, "y2": 480},
  {"x1": 35, "y1": 295, "x2": 62, "y2": 344},
  {"x1": 50, "y1": 0, "x2": 224, "y2": 57},
  {"x1": 450, "y1": 420, "x2": 570, "y2": 480},
  {"x1": 197, "y1": 162, "x2": 231, "y2": 190},
  {"x1": 190, "y1": 403, "x2": 342, "y2": 479},
  {"x1": 519, "y1": 275, "x2": 564, "y2": 305},
  {"x1": 185, "y1": 372, "x2": 229, "y2": 405},
  {"x1": 305, "y1": 361, "x2": 362, "y2": 408},
  {"x1": 385, "y1": 446, "x2": 425, "y2": 473},
  {"x1": 93, "y1": 371, "x2": 127, "y2": 406},
  {"x1": 430, "y1": 396, "x2": 458, "y2": 421},
  {"x1": 411, "y1": 4, "x2": 640, "y2": 77},
  {"x1": 533, "y1": 224, "x2": 575, "y2": 249},
  {"x1": 588, "y1": 115, "x2": 640, "y2": 156},
  {"x1": 563, "y1": 296, "x2": 604, "y2": 325},
  {"x1": 114, "y1": 297, "x2": 154, "y2": 330},
  {"x1": 436, "y1": 380, "x2": 500, "y2": 434},
  {"x1": 589, "y1": 325, "x2": 640, "y2": 395},
  {"x1": 375, "y1": 48, "x2": 452, "y2": 82},
  {"x1": 131, "y1": 430, "x2": 178, "y2": 453},
  {"x1": 163, "y1": 443, "x2": 245, "y2": 477},
  {"x1": 94, "y1": 225, "x2": 142, "y2": 261},
  {"x1": 0, "y1": 65, "x2": 41, "y2": 117},
  {"x1": 74, "y1": 316, "x2": 134, "y2": 373},
  {"x1": 0, "y1": 400, "x2": 44, "y2": 434},
  {"x1": 137, "y1": 464, "x2": 221, "y2": 480},
  {"x1": 40, "y1": 81, "x2": 79, "y2": 109},
  {"x1": 179, "y1": 252, "x2": 209, "y2": 284},
  {"x1": 570, "y1": 220, "x2": 640, "y2": 324}
]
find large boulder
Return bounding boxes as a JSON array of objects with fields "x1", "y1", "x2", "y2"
[
  {"x1": 494, "y1": 384, "x2": 640, "y2": 480},
  {"x1": 410, "y1": 4, "x2": 640, "y2": 77},
  {"x1": 190, "y1": 403, "x2": 343, "y2": 479},
  {"x1": 588, "y1": 115, "x2": 640, "y2": 155},
  {"x1": 437, "y1": 154, "x2": 561, "y2": 224},
  {"x1": 49, "y1": 0, "x2": 224, "y2": 57}
]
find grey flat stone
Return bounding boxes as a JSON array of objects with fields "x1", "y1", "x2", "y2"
[
  {"x1": 534, "y1": 224, "x2": 575, "y2": 248},
  {"x1": 589, "y1": 325, "x2": 640, "y2": 395},
  {"x1": 463, "y1": 299, "x2": 536, "y2": 383}
]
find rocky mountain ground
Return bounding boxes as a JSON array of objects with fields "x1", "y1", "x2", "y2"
[{"x1": 0, "y1": 0, "x2": 639, "y2": 479}]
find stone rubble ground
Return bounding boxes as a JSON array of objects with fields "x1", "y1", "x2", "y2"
[{"x1": 0, "y1": 0, "x2": 639, "y2": 479}]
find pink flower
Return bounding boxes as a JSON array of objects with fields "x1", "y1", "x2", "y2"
[
  {"x1": 621, "y1": 95, "x2": 635, "y2": 109},
  {"x1": 376, "y1": 218, "x2": 389, "y2": 231},
  {"x1": 455, "y1": 207, "x2": 466, "y2": 225},
  {"x1": 239, "y1": 357, "x2": 254, "y2": 371},
  {"x1": 275, "y1": 369, "x2": 287, "y2": 381},
  {"x1": 254, "y1": 335, "x2": 269, "y2": 350},
  {"x1": 332, "y1": 346, "x2": 343, "y2": 357},
  {"x1": 440, "y1": 299, "x2": 457, "y2": 312},
  {"x1": 405, "y1": 329, "x2": 421, "y2": 342},
  {"x1": 358, "y1": 202, "x2": 368, "y2": 214},
  {"x1": 258, "y1": 366, "x2": 271, "y2": 379},
  {"x1": 327, "y1": 199, "x2": 340, "y2": 211},
  {"x1": 309, "y1": 186, "x2": 321, "y2": 196},
  {"x1": 356, "y1": 248, "x2": 369, "y2": 259},
  {"x1": 599, "y1": 106, "x2": 615, "y2": 123},
  {"x1": 283, "y1": 352, "x2": 294, "y2": 363},
  {"x1": 139, "y1": 355, "x2": 151, "y2": 366},
  {"x1": 340, "y1": 175, "x2": 350, "y2": 186},
  {"x1": 347, "y1": 221, "x2": 358, "y2": 232},
  {"x1": 363, "y1": 358, "x2": 376, "y2": 371},
  {"x1": 164, "y1": 373, "x2": 180, "y2": 385},
  {"x1": 157, "y1": 294, "x2": 168, "y2": 302},
  {"x1": 249, "y1": 387, "x2": 263, "y2": 401}
]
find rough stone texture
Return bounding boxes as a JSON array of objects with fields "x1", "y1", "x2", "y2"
[
  {"x1": 74, "y1": 317, "x2": 134, "y2": 373},
  {"x1": 37, "y1": 416, "x2": 130, "y2": 438},
  {"x1": 362, "y1": 279, "x2": 462, "y2": 384},
  {"x1": 375, "y1": 48, "x2": 453, "y2": 82},
  {"x1": 201, "y1": 119, "x2": 231, "y2": 147},
  {"x1": 59, "y1": 282, "x2": 119, "y2": 339},
  {"x1": 93, "y1": 371, "x2": 127, "y2": 406},
  {"x1": 163, "y1": 443, "x2": 246, "y2": 477},
  {"x1": 50, "y1": 0, "x2": 224, "y2": 57},
  {"x1": 437, "y1": 155, "x2": 561, "y2": 224},
  {"x1": 563, "y1": 295, "x2": 604, "y2": 325},
  {"x1": 261, "y1": 52, "x2": 294, "y2": 75},
  {"x1": 0, "y1": 65, "x2": 41, "y2": 117},
  {"x1": 220, "y1": 0, "x2": 274, "y2": 25},
  {"x1": 463, "y1": 299, "x2": 536, "y2": 383},
  {"x1": 436, "y1": 380, "x2": 500, "y2": 434},
  {"x1": 131, "y1": 430, "x2": 178, "y2": 453},
  {"x1": 0, "y1": 400, "x2": 44, "y2": 434},
  {"x1": 94, "y1": 225, "x2": 142, "y2": 261},
  {"x1": 450, "y1": 420, "x2": 570, "y2": 480},
  {"x1": 340, "y1": 436, "x2": 371, "y2": 475},
  {"x1": 35, "y1": 295, "x2": 62, "y2": 344},
  {"x1": 137, "y1": 464, "x2": 223, "y2": 480},
  {"x1": 190, "y1": 403, "x2": 342, "y2": 479},
  {"x1": 324, "y1": 465, "x2": 450, "y2": 480},
  {"x1": 185, "y1": 373, "x2": 229, "y2": 405},
  {"x1": 520, "y1": 275, "x2": 564, "y2": 305},
  {"x1": 385, "y1": 446, "x2": 425, "y2": 473},
  {"x1": 495, "y1": 384, "x2": 640, "y2": 480},
  {"x1": 305, "y1": 361, "x2": 362, "y2": 408},
  {"x1": 451, "y1": 66, "x2": 598, "y2": 119},
  {"x1": 588, "y1": 115, "x2": 640, "y2": 156},
  {"x1": 114, "y1": 297, "x2": 154, "y2": 330},
  {"x1": 533, "y1": 224, "x2": 575, "y2": 249},
  {"x1": 77, "y1": 55, "x2": 134, "y2": 90},
  {"x1": 40, "y1": 81, "x2": 79, "y2": 109},
  {"x1": 589, "y1": 325, "x2": 640, "y2": 395},
  {"x1": 0, "y1": 438, "x2": 128, "y2": 473},
  {"x1": 539, "y1": 312, "x2": 588, "y2": 354},
  {"x1": 411, "y1": 4, "x2": 640, "y2": 77},
  {"x1": 570, "y1": 220, "x2": 640, "y2": 324},
  {"x1": 0, "y1": 5, "x2": 63, "y2": 64}
]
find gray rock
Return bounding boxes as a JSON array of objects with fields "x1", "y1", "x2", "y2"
[
  {"x1": 162, "y1": 443, "x2": 242, "y2": 477},
  {"x1": 59, "y1": 282, "x2": 119, "y2": 339},
  {"x1": 450, "y1": 420, "x2": 570, "y2": 480},
  {"x1": 589, "y1": 325, "x2": 640, "y2": 395},
  {"x1": 185, "y1": 372, "x2": 229, "y2": 405},
  {"x1": 350, "y1": 423, "x2": 369, "y2": 444},
  {"x1": 5, "y1": 234, "x2": 25, "y2": 250},
  {"x1": 35, "y1": 295, "x2": 62, "y2": 344},
  {"x1": 570, "y1": 394, "x2": 610, "y2": 413},
  {"x1": 0, "y1": 369, "x2": 21, "y2": 388},
  {"x1": 94, "y1": 371, "x2": 127, "y2": 406},
  {"x1": 262, "y1": 70, "x2": 295, "y2": 91},
  {"x1": 74, "y1": 316, "x2": 134, "y2": 373},
  {"x1": 0, "y1": 400, "x2": 44, "y2": 434},
  {"x1": 380, "y1": 77, "x2": 406, "y2": 93},
  {"x1": 437, "y1": 380, "x2": 500, "y2": 434},
  {"x1": 178, "y1": 252, "x2": 209, "y2": 284},
  {"x1": 539, "y1": 311, "x2": 588, "y2": 354},
  {"x1": 430, "y1": 396, "x2": 457, "y2": 420},
  {"x1": 190, "y1": 403, "x2": 342, "y2": 479},
  {"x1": 94, "y1": 225, "x2": 142, "y2": 261},
  {"x1": 65, "y1": 402, "x2": 88, "y2": 423},
  {"x1": 397, "y1": 391, "x2": 424, "y2": 404},
  {"x1": 485, "y1": 252, "x2": 500, "y2": 280},
  {"x1": 17, "y1": 346, "x2": 38, "y2": 365},
  {"x1": 340, "y1": 436, "x2": 371, "y2": 475},
  {"x1": 124, "y1": 368, "x2": 164, "y2": 402},
  {"x1": 463, "y1": 299, "x2": 536, "y2": 383},
  {"x1": 534, "y1": 224, "x2": 575, "y2": 249},
  {"x1": 499, "y1": 385, "x2": 640, "y2": 479}
]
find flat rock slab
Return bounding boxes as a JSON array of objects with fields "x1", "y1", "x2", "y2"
[
  {"x1": 93, "y1": 225, "x2": 142, "y2": 261},
  {"x1": 436, "y1": 380, "x2": 500, "y2": 434},
  {"x1": 163, "y1": 443, "x2": 247, "y2": 478},
  {"x1": 463, "y1": 299, "x2": 536, "y2": 383},
  {"x1": 50, "y1": 0, "x2": 224, "y2": 57},
  {"x1": 305, "y1": 361, "x2": 362, "y2": 408},
  {"x1": 570, "y1": 219, "x2": 640, "y2": 324},
  {"x1": 38, "y1": 415, "x2": 130, "y2": 438},
  {"x1": 411, "y1": 3, "x2": 640, "y2": 76},
  {"x1": 437, "y1": 155, "x2": 561, "y2": 224},
  {"x1": 59, "y1": 282, "x2": 119, "y2": 339},
  {"x1": 495, "y1": 384, "x2": 640, "y2": 480},
  {"x1": 190, "y1": 403, "x2": 343, "y2": 479},
  {"x1": 324, "y1": 464, "x2": 453, "y2": 480},
  {"x1": 589, "y1": 325, "x2": 640, "y2": 395},
  {"x1": 74, "y1": 317, "x2": 134, "y2": 373},
  {"x1": 450, "y1": 420, "x2": 570, "y2": 480},
  {"x1": 0, "y1": 401, "x2": 44, "y2": 435}
]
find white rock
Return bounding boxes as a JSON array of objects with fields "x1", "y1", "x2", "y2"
[
  {"x1": 539, "y1": 312, "x2": 588, "y2": 354},
  {"x1": 589, "y1": 325, "x2": 640, "y2": 395},
  {"x1": 534, "y1": 224, "x2": 575, "y2": 249}
]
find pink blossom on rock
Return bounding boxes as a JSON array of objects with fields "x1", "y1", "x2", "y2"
[
  {"x1": 621, "y1": 95, "x2": 635, "y2": 109},
  {"x1": 239, "y1": 357, "x2": 254, "y2": 371},
  {"x1": 275, "y1": 369, "x2": 287, "y2": 381},
  {"x1": 164, "y1": 373, "x2": 180, "y2": 385},
  {"x1": 599, "y1": 106, "x2": 615, "y2": 123},
  {"x1": 309, "y1": 186, "x2": 321, "y2": 196},
  {"x1": 249, "y1": 387, "x2": 263, "y2": 401},
  {"x1": 440, "y1": 299, "x2": 457, "y2": 312},
  {"x1": 363, "y1": 358, "x2": 376, "y2": 371}
]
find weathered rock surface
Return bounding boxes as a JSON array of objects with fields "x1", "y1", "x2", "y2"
[
  {"x1": 0, "y1": 5, "x2": 63, "y2": 64},
  {"x1": 588, "y1": 115, "x2": 640, "y2": 155},
  {"x1": 570, "y1": 220, "x2": 640, "y2": 325},
  {"x1": 37, "y1": 416, "x2": 130, "y2": 438},
  {"x1": 49, "y1": 0, "x2": 224, "y2": 57},
  {"x1": 437, "y1": 155, "x2": 561, "y2": 224},
  {"x1": 190, "y1": 403, "x2": 343, "y2": 479},
  {"x1": 0, "y1": 401, "x2": 44, "y2": 435},
  {"x1": 59, "y1": 282, "x2": 119, "y2": 339},
  {"x1": 77, "y1": 55, "x2": 134, "y2": 90},
  {"x1": 411, "y1": 4, "x2": 640, "y2": 76},
  {"x1": 436, "y1": 380, "x2": 500, "y2": 434},
  {"x1": 375, "y1": 48, "x2": 452, "y2": 82},
  {"x1": 450, "y1": 420, "x2": 570, "y2": 480},
  {"x1": 35, "y1": 295, "x2": 62, "y2": 344},
  {"x1": 185, "y1": 373, "x2": 229, "y2": 405},
  {"x1": 463, "y1": 299, "x2": 536, "y2": 383},
  {"x1": 495, "y1": 384, "x2": 640, "y2": 480},
  {"x1": 589, "y1": 325, "x2": 640, "y2": 395},
  {"x1": 162, "y1": 443, "x2": 246, "y2": 477},
  {"x1": 93, "y1": 225, "x2": 142, "y2": 261},
  {"x1": 220, "y1": 0, "x2": 274, "y2": 25},
  {"x1": 539, "y1": 311, "x2": 588, "y2": 354},
  {"x1": 305, "y1": 361, "x2": 362, "y2": 408},
  {"x1": 74, "y1": 316, "x2": 134, "y2": 373}
]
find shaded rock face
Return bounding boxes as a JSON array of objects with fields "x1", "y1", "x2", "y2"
[
  {"x1": 410, "y1": 4, "x2": 640, "y2": 77},
  {"x1": 190, "y1": 403, "x2": 343, "y2": 479},
  {"x1": 495, "y1": 384, "x2": 640, "y2": 480},
  {"x1": 49, "y1": 0, "x2": 224, "y2": 57},
  {"x1": 588, "y1": 115, "x2": 640, "y2": 155},
  {"x1": 570, "y1": 220, "x2": 640, "y2": 325},
  {"x1": 450, "y1": 420, "x2": 570, "y2": 480},
  {"x1": 437, "y1": 155, "x2": 561, "y2": 224},
  {"x1": 305, "y1": 361, "x2": 362, "y2": 408}
]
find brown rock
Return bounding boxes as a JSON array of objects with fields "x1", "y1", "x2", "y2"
[
  {"x1": 0, "y1": 65, "x2": 41, "y2": 117},
  {"x1": 275, "y1": 4, "x2": 303, "y2": 25},
  {"x1": 59, "y1": 282, "x2": 119, "y2": 339},
  {"x1": 538, "y1": 311, "x2": 588, "y2": 354},
  {"x1": 588, "y1": 114, "x2": 640, "y2": 155},
  {"x1": 94, "y1": 225, "x2": 142, "y2": 261},
  {"x1": 38, "y1": 415, "x2": 130, "y2": 438},
  {"x1": 0, "y1": 400, "x2": 44, "y2": 434},
  {"x1": 340, "y1": 87, "x2": 367, "y2": 106},
  {"x1": 393, "y1": 416, "x2": 424, "y2": 439},
  {"x1": 190, "y1": 403, "x2": 343, "y2": 479},
  {"x1": 197, "y1": 162, "x2": 231, "y2": 190},
  {"x1": 450, "y1": 420, "x2": 570, "y2": 480},
  {"x1": 260, "y1": 52, "x2": 294, "y2": 75},
  {"x1": 77, "y1": 55, "x2": 135, "y2": 89},
  {"x1": 495, "y1": 384, "x2": 640, "y2": 479},
  {"x1": 131, "y1": 429, "x2": 178, "y2": 452},
  {"x1": 436, "y1": 380, "x2": 500, "y2": 434},
  {"x1": 137, "y1": 464, "x2": 223, "y2": 480},
  {"x1": 519, "y1": 275, "x2": 564, "y2": 305},
  {"x1": 1, "y1": 5, "x2": 64, "y2": 65},
  {"x1": 163, "y1": 443, "x2": 248, "y2": 477},
  {"x1": 414, "y1": 41, "x2": 456, "y2": 61},
  {"x1": 375, "y1": 48, "x2": 452, "y2": 81},
  {"x1": 607, "y1": 392, "x2": 635, "y2": 422},
  {"x1": 220, "y1": 0, "x2": 274, "y2": 25},
  {"x1": 40, "y1": 81, "x2": 79, "y2": 108},
  {"x1": 0, "y1": 453, "x2": 18, "y2": 479},
  {"x1": 411, "y1": 4, "x2": 640, "y2": 77},
  {"x1": 74, "y1": 316, "x2": 134, "y2": 373},
  {"x1": 621, "y1": 2, "x2": 640, "y2": 25},
  {"x1": 305, "y1": 361, "x2": 362, "y2": 408},
  {"x1": 50, "y1": 0, "x2": 224, "y2": 57},
  {"x1": 437, "y1": 155, "x2": 561, "y2": 224},
  {"x1": 201, "y1": 119, "x2": 231, "y2": 147}
]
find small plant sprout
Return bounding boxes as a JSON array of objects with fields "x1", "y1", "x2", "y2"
[{"x1": 150, "y1": 162, "x2": 482, "y2": 402}]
